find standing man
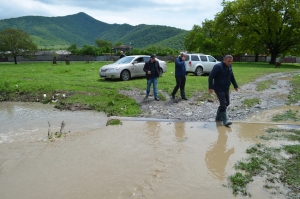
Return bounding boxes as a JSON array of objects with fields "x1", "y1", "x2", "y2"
[
  {"x1": 208, "y1": 55, "x2": 238, "y2": 126},
  {"x1": 119, "y1": 51, "x2": 125, "y2": 59},
  {"x1": 143, "y1": 54, "x2": 160, "y2": 101},
  {"x1": 171, "y1": 52, "x2": 188, "y2": 100}
]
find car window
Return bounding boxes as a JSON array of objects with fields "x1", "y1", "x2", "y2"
[
  {"x1": 115, "y1": 56, "x2": 134, "y2": 64},
  {"x1": 185, "y1": 55, "x2": 190, "y2": 61},
  {"x1": 208, "y1": 56, "x2": 216, "y2": 62},
  {"x1": 200, "y1": 56, "x2": 208, "y2": 62},
  {"x1": 144, "y1": 57, "x2": 150, "y2": 62},
  {"x1": 191, "y1": 55, "x2": 200, "y2": 61},
  {"x1": 134, "y1": 57, "x2": 144, "y2": 63}
]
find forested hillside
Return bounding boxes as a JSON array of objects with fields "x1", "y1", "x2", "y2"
[{"x1": 0, "y1": 12, "x2": 187, "y2": 50}]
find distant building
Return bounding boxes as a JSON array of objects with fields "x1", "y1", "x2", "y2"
[
  {"x1": 35, "y1": 50, "x2": 71, "y2": 56},
  {"x1": 113, "y1": 45, "x2": 132, "y2": 54}
]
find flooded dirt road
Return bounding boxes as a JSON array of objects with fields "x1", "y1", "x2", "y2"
[{"x1": 1, "y1": 103, "x2": 297, "y2": 199}]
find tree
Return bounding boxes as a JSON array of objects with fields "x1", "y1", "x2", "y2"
[
  {"x1": 216, "y1": 0, "x2": 300, "y2": 64},
  {"x1": 67, "y1": 44, "x2": 79, "y2": 55},
  {"x1": 0, "y1": 28, "x2": 37, "y2": 64},
  {"x1": 184, "y1": 20, "x2": 223, "y2": 55},
  {"x1": 95, "y1": 39, "x2": 112, "y2": 53}
]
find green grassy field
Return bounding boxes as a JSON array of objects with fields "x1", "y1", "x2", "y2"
[{"x1": 0, "y1": 61, "x2": 299, "y2": 116}]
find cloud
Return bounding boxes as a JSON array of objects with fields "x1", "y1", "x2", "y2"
[{"x1": 0, "y1": 0, "x2": 224, "y2": 30}]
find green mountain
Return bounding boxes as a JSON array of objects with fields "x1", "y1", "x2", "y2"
[{"x1": 0, "y1": 12, "x2": 188, "y2": 50}]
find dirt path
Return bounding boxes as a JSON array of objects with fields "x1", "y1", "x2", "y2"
[{"x1": 120, "y1": 72, "x2": 300, "y2": 122}]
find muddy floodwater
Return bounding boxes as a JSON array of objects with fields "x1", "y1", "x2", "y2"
[{"x1": 0, "y1": 102, "x2": 297, "y2": 199}]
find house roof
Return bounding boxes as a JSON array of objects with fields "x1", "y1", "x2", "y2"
[{"x1": 113, "y1": 45, "x2": 131, "y2": 49}]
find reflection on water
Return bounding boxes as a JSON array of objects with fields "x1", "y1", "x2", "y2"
[
  {"x1": 174, "y1": 122, "x2": 186, "y2": 142},
  {"x1": 0, "y1": 103, "x2": 290, "y2": 199},
  {"x1": 205, "y1": 122, "x2": 234, "y2": 180}
]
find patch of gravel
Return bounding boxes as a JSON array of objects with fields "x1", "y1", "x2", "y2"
[{"x1": 120, "y1": 72, "x2": 300, "y2": 122}]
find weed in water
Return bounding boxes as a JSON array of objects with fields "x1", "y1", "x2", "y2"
[
  {"x1": 272, "y1": 109, "x2": 299, "y2": 122},
  {"x1": 106, "y1": 119, "x2": 122, "y2": 126},
  {"x1": 228, "y1": 126, "x2": 300, "y2": 198},
  {"x1": 228, "y1": 172, "x2": 252, "y2": 196}
]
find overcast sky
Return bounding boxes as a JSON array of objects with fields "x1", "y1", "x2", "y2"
[{"x1": 0, "y1": 0, "x2": 224, "y2": 30}]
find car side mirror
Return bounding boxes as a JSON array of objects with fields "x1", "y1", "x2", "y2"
[{"x1": 133, "y1": 61, "x2": 138, "y2": 64}]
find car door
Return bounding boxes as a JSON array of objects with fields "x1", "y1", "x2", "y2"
[
  {"x1": 133, "y1": 56, "x2": 145, "y2": 76},
  {"x1": 207, "y1": 56, "x2": 218, "y2": 72},
  {"x1": 199, "y1": 55, "x2": 208, "y2": 72}
]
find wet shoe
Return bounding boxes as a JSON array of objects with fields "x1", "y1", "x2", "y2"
[{"x1": 155, "y1": 98, "x2": 160, "y2": 101}]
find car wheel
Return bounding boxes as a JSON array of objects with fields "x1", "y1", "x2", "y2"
[
  {"x1": 120, "y1": 70, "x2": 131, "y2": 81},
  {"x1": 194, "y1": 66, "x2": 203, "y2": 76},
  {"x1": 159, "y1": 68, "x2": 163, "y2": 77}
]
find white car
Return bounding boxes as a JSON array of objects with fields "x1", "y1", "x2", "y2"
[
  {"x1": 99, "y1": 55, "x2": 167, "y2": 81},
  {"x1": 184, "y1": 54, "x2": 220, "y2": 76}
]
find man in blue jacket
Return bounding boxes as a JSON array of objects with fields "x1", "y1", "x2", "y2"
[
  {"x1": 208, "y1": 55, "x2": 238, "y2": 126},
  {"x1": 143, "y1": 54, "x2": 161, "y2": 101},
  {"x1": 171, "y1": 52, "x2": 188, "y2": 100}
]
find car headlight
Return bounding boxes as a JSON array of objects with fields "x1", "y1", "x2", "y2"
[
  {"x1": 108, "y1": 68, "x2": 116, "y2": 72},
  {"x1": 108, "y1": 67, "x2": 121, "y2": 72}
]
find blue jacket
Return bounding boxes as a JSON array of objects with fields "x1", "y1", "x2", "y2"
[
  {"x1": 174, "y1": 56, "x2": 186, "y2": 77},
  {"x1": 208, "y1": 62, "x2": 238, "y2": 92}
]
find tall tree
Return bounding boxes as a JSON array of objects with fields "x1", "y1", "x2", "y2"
[
  {"x1": 95, "y1": 39, "x2": 112, "y2": 53},
  {"x1": 216, "y1": 0, "x2": 300, "y2": 64},
  {"x1": 184, "y1": 20, "x2": 227, "y2": 55},
  {"x1": 0, "y1": 28, "x2": 37, "y2": 64}
]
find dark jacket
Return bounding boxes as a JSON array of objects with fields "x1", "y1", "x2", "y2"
[
  {"x1": 143, "y1": 60, "x2": 160, "y2": 80},
  {"x1": 175, "y1": 56, "x2": 186, "y2": 77},
  {"x1": 208, "y1": 61, "x2": 238, "y2": 92}
]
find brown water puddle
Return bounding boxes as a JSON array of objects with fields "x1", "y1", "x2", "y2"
[
  {"x1": 0, "y1": 120, "x2": 291, "y2": 198},
  {"x1": 1, "y1": 102, "x2": 298, "y2": 198}
]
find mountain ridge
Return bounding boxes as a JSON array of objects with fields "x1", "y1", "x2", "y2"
[{"x1": 0, "y1": 12, "x2": 188, "y2": 50}]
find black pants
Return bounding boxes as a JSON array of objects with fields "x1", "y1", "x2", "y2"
[
  {"x1": 215, "y1": 91, "x2": 230, "y2": 112},
  {"x1": 172, "y1": 76, "x2": 186, "y2": 98}
]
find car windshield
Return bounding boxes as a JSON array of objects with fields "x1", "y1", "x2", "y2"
[{"x1": 115, "y1": 56, "x2": 135, "y2": 64}]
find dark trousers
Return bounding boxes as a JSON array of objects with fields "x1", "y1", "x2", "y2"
[
  {"x1": 172, "y1": 76, "x2": 186, "y2": 98},
  {"x1": 215, "y1": 91, "x2": 230, "y2": 112}
]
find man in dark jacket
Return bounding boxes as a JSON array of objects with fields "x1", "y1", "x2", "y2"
[
  {"x1": 208, "y1": 55, "x2": 238, "y2": 126},
  {"x1": 171, "y1": 52, "x2": 188, "y2": 100},
  {"x1": 143, "y1": 54, "x2": 160, "y2": 101},
  {"x1": 119, "y1": 51, "x2": 125, "y2": 59}
]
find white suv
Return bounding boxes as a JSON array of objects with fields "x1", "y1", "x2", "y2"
[{"x1": 184, "y1": 54, "x2": 220, "y2": 76}]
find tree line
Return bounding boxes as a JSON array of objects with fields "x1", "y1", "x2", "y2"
[{"x1": 184, "y1": 0, "x2": 300, "y2": 64}]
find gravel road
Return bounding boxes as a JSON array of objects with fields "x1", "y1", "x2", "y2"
[{"x1": 120, "y1": 72, "x2": 300, "y2": 122}]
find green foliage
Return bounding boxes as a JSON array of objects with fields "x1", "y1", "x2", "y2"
[
  {"x1": 184, "y1": 20, "x2": 220, "y2": 55},
  {"x1": 215, "y1": 0, "x2": 300, "y2": 64},
  {"x1": 0, "y1": 28, "x2": 37, "y2": 64},
  {"x1": 0, "y1": 12, "x2": 187, "y2": 50}
]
